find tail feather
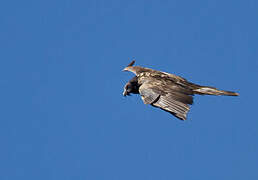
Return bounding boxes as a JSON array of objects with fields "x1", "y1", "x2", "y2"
[{"x1": 193, "y1": 86, "x2": 239, "y2": 96}]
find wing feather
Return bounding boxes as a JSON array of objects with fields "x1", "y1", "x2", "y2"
[
  {"x1": 152, "y1": 94, "x2": 190, "y2": 120},
  {"x1": 138, "y1": 78, "x2": 193, "y2": 120},
  {"x1": 139, "y1": 84, "x2": 160, "y2": 104}
]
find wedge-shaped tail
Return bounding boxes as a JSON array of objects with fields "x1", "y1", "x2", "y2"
[{"x1": 193, "y1": 86, "x2": 239, "y2": 96}]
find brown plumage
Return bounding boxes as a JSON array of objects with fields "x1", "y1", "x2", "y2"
[{"x1": 123, "y1": 60, "x2": 239, "y2": 120}]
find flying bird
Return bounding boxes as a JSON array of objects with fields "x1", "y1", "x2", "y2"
[{"x1": 123, "y1": 60, "x2": 239, "y2": 120}]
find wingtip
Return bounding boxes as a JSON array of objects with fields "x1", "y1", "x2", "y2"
[{"x1": 127, "y1": 60, "x2": 135, "y2": 67}]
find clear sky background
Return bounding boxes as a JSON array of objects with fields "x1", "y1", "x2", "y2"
[{"x1": 0, "y1": 0, "x2": 257, "y2": 179}]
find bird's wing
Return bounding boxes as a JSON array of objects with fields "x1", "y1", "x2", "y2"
[
  {"x1": 158, "y1": 71, "x2": 201, "y2": 89},
  {"x1": 139, "y1": 80, "x2": 193, "y2": 120}
]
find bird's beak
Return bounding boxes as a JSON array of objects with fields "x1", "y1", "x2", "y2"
[
  {"x1": 123, "y1": 90, "x2": 127, "y2": 96},
  {"x1": 123, "y1": 89, "x2": 128, "y2": 96}
]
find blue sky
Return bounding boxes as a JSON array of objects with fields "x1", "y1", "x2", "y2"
[{"x1": 0, "y1": 0, "x2": 257, "y2": 179}]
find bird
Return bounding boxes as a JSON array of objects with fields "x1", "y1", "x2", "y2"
[{"x1": 122, "y1": 60, "x2": 239, "y2": 120}]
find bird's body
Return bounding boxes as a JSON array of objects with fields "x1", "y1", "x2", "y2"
[{"x1": 123, "y1": 61, "x2": 238, "y2": 120}]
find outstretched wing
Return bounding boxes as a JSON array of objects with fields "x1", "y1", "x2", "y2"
[{"x1": 139, "y1": 79, "x2": 194, "y2": 120}]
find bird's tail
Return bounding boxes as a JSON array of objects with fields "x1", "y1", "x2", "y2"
[{"x1": 193, "y1": 86, "x2": 239, "y2": 96}]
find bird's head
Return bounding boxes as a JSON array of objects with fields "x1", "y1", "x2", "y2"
[
  {"x1": 123, "y1": 83, "x2": 131, "y2": 96},
  {"x1": 123, "y1": 76, "x2": 140, "y2": 96}
]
